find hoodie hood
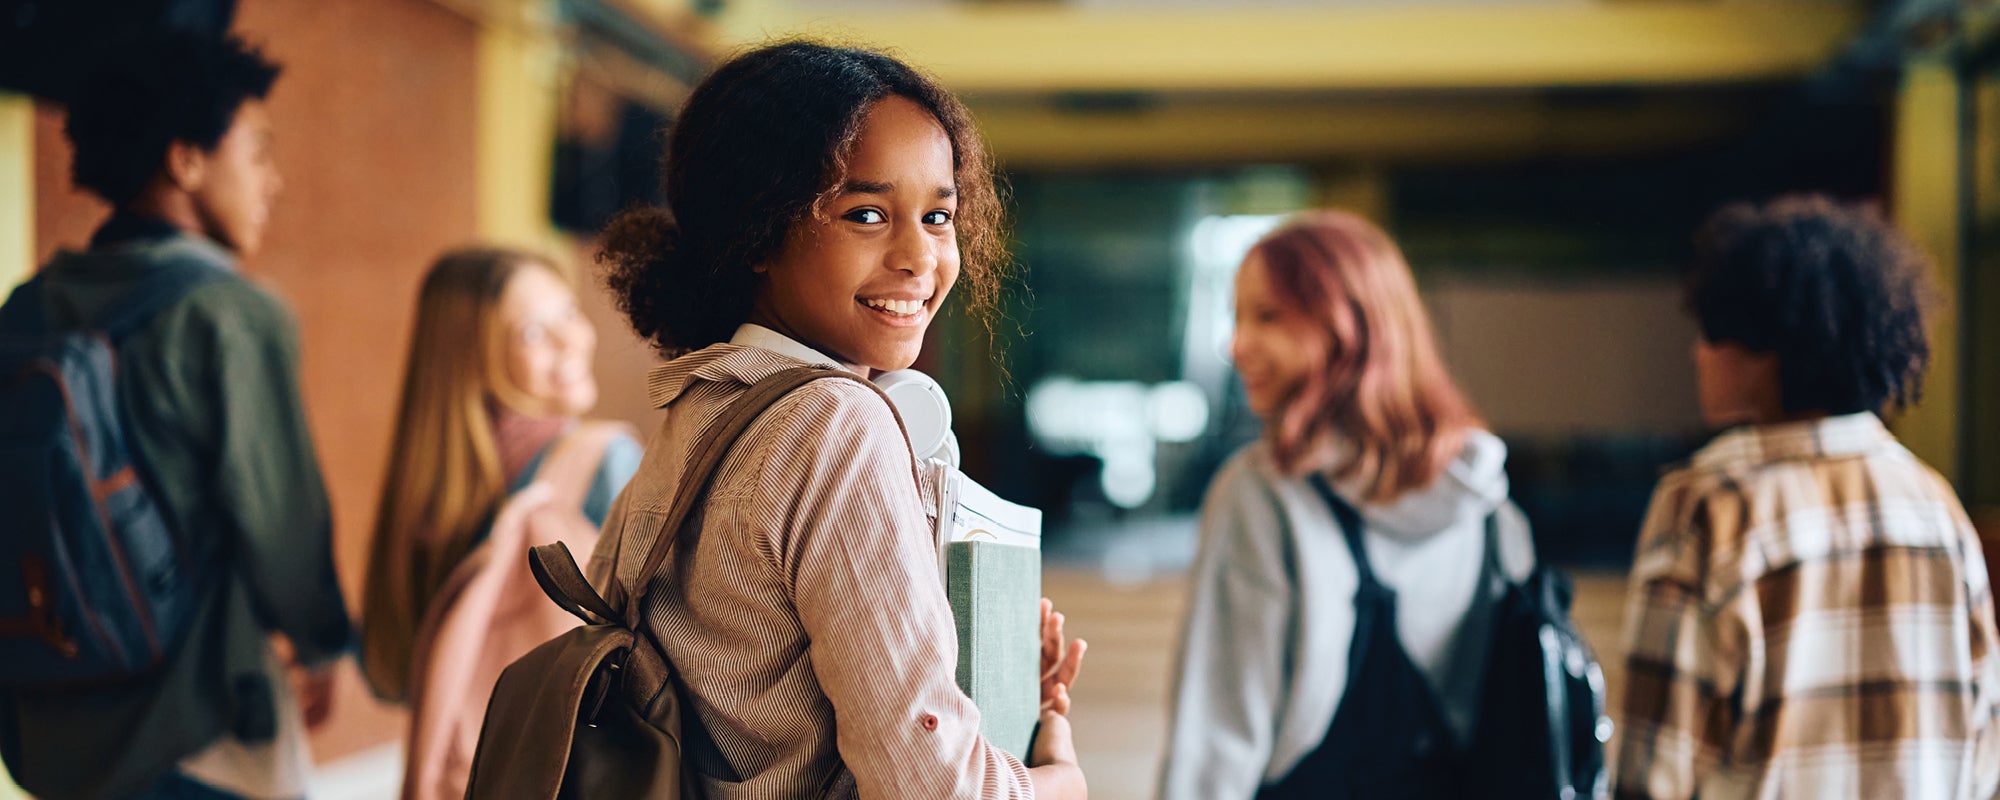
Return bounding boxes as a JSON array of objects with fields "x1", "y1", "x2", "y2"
[
  {"x1": 1328, "y1": 429, "x2": 1510, "y2": 541},
  {"x1": 45, "y1": 234, "x2": 235, "y2": 278},
  {"x1": 36, "y1": 235, "x2": 237, "y2": 324}
]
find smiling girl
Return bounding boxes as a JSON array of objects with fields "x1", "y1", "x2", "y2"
[
  {"x1": 1159, "y1": 212, "x2": 1537, "y2": 799},
  {"x1": 360, "y1": 248, "x2": 643, "y2": 797},
  {"x1": 585, "y1": 42, "x2": 1087, "y2": 799}
]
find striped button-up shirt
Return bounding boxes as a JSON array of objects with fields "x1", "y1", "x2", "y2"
[
  {"x1": 587, "y1": 331, "x2": 1033, "y2": 800},
  {"x1": 1616, "y1": 413, "x2": 2000, "y2": 799}
]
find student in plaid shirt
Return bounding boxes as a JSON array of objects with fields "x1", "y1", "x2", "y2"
[{"x1": 1615, "y1": 195, "x2": 2000, "y2": 799}]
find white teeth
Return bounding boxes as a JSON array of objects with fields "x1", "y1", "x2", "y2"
[{"x1": 863, "y1": 298, "x2": 924, "y2": 316}]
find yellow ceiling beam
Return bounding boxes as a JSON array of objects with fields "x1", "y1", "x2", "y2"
[
  {"x1": 477, "y1": 0, "x2": 565, "y2": 250},
  {"x1": 972, "y1": 95, "x2": 1750, "y2": 168},
  {"x1": 715, "y1": 2, "x2": 1867, "y2": 93}
]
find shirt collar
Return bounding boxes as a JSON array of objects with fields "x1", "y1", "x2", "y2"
[
  {"x1": 90, "y1": 211, "x2": 189, "y2": 249},
  {"x1": 1691, "y1": 412, "x2": 1894, "y2": 471},
  {"x1": 729, "y1": 324, "x2": 842, "y2": 367},
  {"x1": 643, "y1": 325, "x2": 850, "y2": 408}
]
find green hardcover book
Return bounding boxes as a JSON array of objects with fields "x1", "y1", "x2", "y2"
[
  {"x1": 944, "y1": 540, "x2": 1041, "y2": 759},
  {"x1": 935, "y1": 470, "x2": 1043, "y2": 760}
]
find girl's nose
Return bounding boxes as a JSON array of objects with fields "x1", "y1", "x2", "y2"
[
  {"x1": 888, "y1": 225, "x2": 938, "y2": 276},
  {"x1": 565, "y1": 318, "x2": 595, "y2": 354}
]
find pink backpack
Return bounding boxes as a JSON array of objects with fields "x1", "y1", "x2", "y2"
[{"x1": 401, "y1": 421, "x2": 635, "y2": 800}]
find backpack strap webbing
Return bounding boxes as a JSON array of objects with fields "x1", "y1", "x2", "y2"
[
  {"x1": 524, "y1": 367, "x2": 897, "y2": 633},
  {"x1": 622, "y1": 366, "x2": 889, "y2": 629}
]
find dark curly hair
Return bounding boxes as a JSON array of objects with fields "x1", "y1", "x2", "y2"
[
  {"x1": 1686, "y1": 194, "x2": 1934, "y2": 416},
  {"x1": 64, "y1": 32, "x2": 281, "y2": 207},
  {"x1": 598, "y1": 40, "x2": 1007, "y2": 356}
]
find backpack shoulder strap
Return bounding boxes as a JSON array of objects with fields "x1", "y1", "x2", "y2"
[
  {"x1": 0, "y1": 277, "x2": 49, "y2": 336},
  {"x1": 622, "y1": 366, "x2": 879, "y2": 628},
  {"x1": 1482, "y1": 510, "x2": 1507, "y2": 582},
  {"x1": 1309, "y1": 472, "x2": 1381, "y2": 590}
]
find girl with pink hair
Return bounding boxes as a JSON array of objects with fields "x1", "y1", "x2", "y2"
[{"x1": 1159, "y1": 211, "x2": 1539, "y2": 799}]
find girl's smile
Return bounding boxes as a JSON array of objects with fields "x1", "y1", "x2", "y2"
[
  {"x1": 857, "y1": 291, "x2": 937, "y2": 326},
  {"x1": 748, "y1": 95, "x2": 962, "y2": 373}
]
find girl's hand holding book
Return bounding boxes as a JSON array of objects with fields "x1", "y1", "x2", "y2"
[{"x1": 1039, "y1": 597, "x2": 1087, "y2": 716}]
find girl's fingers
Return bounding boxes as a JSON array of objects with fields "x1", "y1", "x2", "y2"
[
  {"x1": 1041, "y1": 684, "x2": 1071, "y2": 716},
  {"x1": 1047, "y1": 614, "x2": 1066, "y2": 658},
  {"x1": 1037, "y1": 601, "x2": 1084, "y2": 706},
  {"x1": 1054, "y1": 639, "x2": 1086, "y2": 689},
  {"x1": 1042, "y1": 638, "x2": 1088, "y2": 689}
]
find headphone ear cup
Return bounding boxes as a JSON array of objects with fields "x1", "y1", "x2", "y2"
[{"x1": 874, "y1": 369, "x2": 954, "y2": 463}]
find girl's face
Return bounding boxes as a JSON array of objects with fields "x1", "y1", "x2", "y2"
[
  {"x1": 1230, "y1": 252, "x2": 1324, "y2": 419},
  {"x1": 750, "y1": 95, "x2": 961, "y2": 373},
  {"x1": 498, "y1": 264, "x2": 598, "y2": 417}
]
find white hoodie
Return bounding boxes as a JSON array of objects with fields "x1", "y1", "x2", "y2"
[{"x1": 1157, "y1": 431, "x2": 1535, "y2": 800}]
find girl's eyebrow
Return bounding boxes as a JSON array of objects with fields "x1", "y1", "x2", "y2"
[
  {"x1": 842, "y1": 179, "x2": 893, "y2": 195},
  {"x1": 838, "y1": 179, "x2": 959, "y2": 200}
]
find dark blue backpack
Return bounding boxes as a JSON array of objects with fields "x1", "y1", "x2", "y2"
[{"x1": 0, "y1": 263, "x2": 222, "y2": 688}]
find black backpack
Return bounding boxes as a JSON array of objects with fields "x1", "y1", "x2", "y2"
[
  {"x1": 1473, "y1": 528, "x2": 1612, "y2": 799},
  {"x1": 0, "y1": 262, "x2": 222, "y2": 688},
  {"x1": 1312, "y1": 475, "x2": 1610, "y2": 799}
]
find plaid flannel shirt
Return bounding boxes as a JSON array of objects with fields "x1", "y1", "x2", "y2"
[{"x1": 1616, "y1": 413, "x2": 2000, "y2": 800}]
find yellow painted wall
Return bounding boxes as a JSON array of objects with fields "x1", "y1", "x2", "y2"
[
  {"x1": 476, "y1": 0, "x2": 565, "y2": 254},
  {"x1": 1, "y1": 93, "x2": 31, "y2": 293},
  {"x1": 1892, "y1": 60, "x2": 1963, "y2": 484},
  {"x1": 1970, "y1": 75, "x2": 2000, "y2": 510}
]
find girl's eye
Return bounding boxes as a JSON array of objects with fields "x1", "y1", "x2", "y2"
[
  {"x1": 845, "y1": 209, "x2": 886, "y2": 224},
  {"x1": 923, "y1": 210, "x2": 953, "y2": 225}
]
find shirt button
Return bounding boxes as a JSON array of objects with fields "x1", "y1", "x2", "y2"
[{"x1": 921, "y1": 714, "x2": 939, "y2": 731}]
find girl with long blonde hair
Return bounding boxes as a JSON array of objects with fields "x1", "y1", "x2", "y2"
[
  {"x1": 1160, "y1": 211, "x2": 1539, "y2": 799},
  {"x1": 359, "y1": 248, "x2": 640, "y2": 796}
]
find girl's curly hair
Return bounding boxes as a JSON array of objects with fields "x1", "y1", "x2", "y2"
[{"x1": 598, "y1": 41, "x2": 1007, "y2": 357}]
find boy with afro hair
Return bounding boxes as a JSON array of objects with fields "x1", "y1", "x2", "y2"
[
  {"x1": 1617, "y1": 195, "x2": 2000, "y2": 799},
  {"x1": 0, "y1": 32, "x2": 349, "y2": 800}
]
